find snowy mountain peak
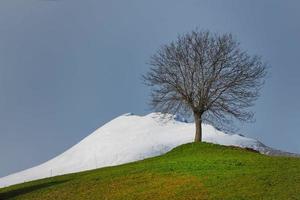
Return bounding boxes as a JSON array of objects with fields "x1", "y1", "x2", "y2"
[
  {"x1": 121, "y1": 112, "x2": 135, "y2": 116},
  {"x1": 0, "y1": 112, "x2": 296, "y2": 188}
]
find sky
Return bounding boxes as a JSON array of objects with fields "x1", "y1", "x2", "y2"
[{"x1": 0, "y1": 0, "x2": 300, "y2": 177}]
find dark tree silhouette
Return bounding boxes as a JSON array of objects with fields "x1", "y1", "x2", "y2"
[{"x1": 143, "y1": 30, "x2": 267, "y2": 142}]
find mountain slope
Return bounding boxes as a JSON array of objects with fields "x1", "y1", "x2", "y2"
[
  {"x1": 1, "y1": 143, "x2": 300, "y2": 200},
  {"x1": 0, "y1": 113, "x2": 295, "y2": 188}
]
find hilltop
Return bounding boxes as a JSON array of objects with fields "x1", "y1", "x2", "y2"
[{"x1": 1, "y1": 142, "x2": 300, "y2": 199}]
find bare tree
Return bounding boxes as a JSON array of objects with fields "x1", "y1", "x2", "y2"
[{"x1": 143, "y1": 30, "x2": 267, "y2": 142}]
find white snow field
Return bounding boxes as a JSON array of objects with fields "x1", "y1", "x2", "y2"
[{"x1": 0, "y1": 113, "x2": 294, "y2": 188}]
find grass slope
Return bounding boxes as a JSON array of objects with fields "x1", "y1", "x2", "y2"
[{"x1": 1, "y1": 143, "x2": 300, "y2": 200}]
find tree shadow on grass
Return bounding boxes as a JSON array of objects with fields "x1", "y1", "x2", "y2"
[{"x1": 0, "y1": 180, "x2": 69, "y2": 200}]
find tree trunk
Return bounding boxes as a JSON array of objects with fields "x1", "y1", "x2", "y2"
[{"x1": 194, "y1": 113, "x2": 202, "y2": 142}]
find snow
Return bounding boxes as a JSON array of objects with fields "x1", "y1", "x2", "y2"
[{"x1": 0, "y1": 113, "x2": 284, "y2": 188}]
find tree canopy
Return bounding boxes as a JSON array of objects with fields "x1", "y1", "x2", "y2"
[{"x1": 143, "y1": 30, "x2": 267, "y2": 141}]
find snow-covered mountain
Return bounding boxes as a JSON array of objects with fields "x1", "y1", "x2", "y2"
[{"x1": 0, "y1": 113, "x2": 296, "y2": 188}]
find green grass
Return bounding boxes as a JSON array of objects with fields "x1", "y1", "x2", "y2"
[{"x1": 1, "y1": 142, "x2": 300, "y2": 200}]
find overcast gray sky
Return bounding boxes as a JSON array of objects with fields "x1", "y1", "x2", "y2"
[{"x1": 0, "y1": 0, "x2": 300, "y2": 177}]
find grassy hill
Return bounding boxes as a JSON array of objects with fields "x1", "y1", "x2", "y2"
[{"x1": 0, "y1": 142, "x2": 300, "y2": 200}]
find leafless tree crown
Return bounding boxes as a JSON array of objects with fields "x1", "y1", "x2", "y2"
[{"x1": 143, "y1": 30, "x2": 267, "y2": 131}]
